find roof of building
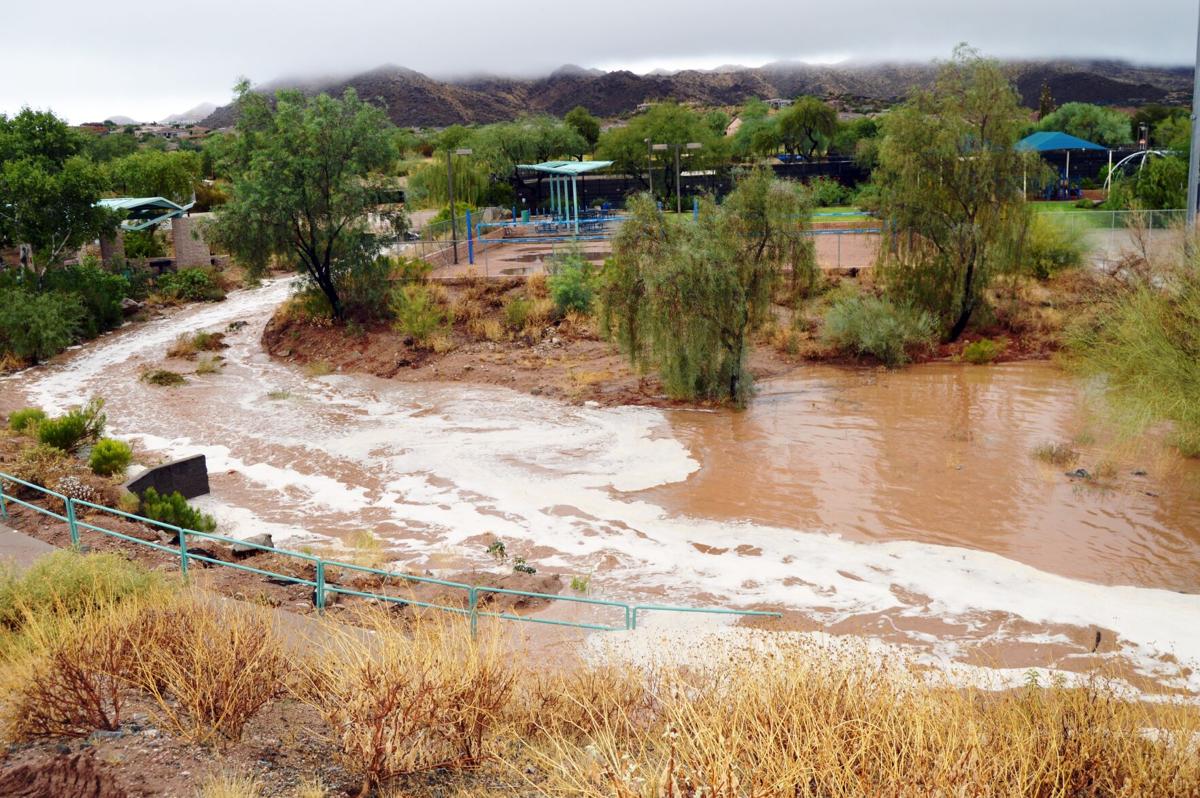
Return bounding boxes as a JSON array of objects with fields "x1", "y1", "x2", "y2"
[
  {"x1": 96, "y1": 196, "x2": 194, "y2": 231},
  {"x1": 517, "y1": 161, "x2": 614, "y2": 176},
  {"x1": 1016, "y1": 131, "x2": 1107, "y2": 153}
]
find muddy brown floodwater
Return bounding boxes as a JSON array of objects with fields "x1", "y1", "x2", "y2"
[{"x1": 5, "y1": 279, "x2": 1200, "y2": 692}]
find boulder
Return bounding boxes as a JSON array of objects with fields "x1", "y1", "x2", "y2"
[
  {"x1": 119, "y1": 297, "x2": 142, "y2": 316},
  {"x1": 231, "y1": 533, "x2": 274, "y2": 558}
]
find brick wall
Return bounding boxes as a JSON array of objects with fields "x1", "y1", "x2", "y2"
[{"x1": 171, "y1": 216, "x2": 210, "y2": 267}]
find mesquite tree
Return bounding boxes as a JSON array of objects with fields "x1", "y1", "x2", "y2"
[
  {"x1": 875, "y1": 46, "x2": 1036, "y2": 341},
  {"x1": 210, "y1": 85, "x2": 402, "y2": 320},
  {"x1": 600, "y1": 169, "x2": 813, "y2": 406}
]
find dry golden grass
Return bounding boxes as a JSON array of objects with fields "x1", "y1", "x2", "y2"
[
  {"x1": 526, "y1": 273, "x2": 548, "y2": 299},
  {"x1": 297, "y1": 611, "x2": 515, "y2": 798},
  {"x1": 197, "y1": 771, "x2": 263, "y2": 798},
  {"x1": 525, "y1": 297, "x2": 557, "y2": 331},
  {"x1": 430, "y1": 332, "x2": 457, "y2": 354},
  {"x1": 467, "y1": 317, "x2": 506, "y2": 343},
  {"x1": 167, "y1": 333, "x2": 198, "y2": 359}
]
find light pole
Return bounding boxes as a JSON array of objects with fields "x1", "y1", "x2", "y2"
[
  {"x1": 651, "y1": 143, "x2": 668, "y2": 207},
  {"x1": 644, "y1": 138, "x2": 653, "y2": 196},
  {"x1": 649, "y1": 142, "x2": 702, "y2": 213},
  {"x1": 446, "y1": 147, "x2": 472, "y2": 264}
]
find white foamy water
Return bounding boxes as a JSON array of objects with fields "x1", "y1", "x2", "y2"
[{"x1": 7, "y1": 280, "x2": 1200, "y2": 692}]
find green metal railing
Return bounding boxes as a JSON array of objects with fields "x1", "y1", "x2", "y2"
[{"x1": 0, "y1": 471, "x2": 780, "y2": 634}]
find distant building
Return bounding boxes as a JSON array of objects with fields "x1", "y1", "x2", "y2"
[{"x1": 766, "y1": 98, "x2": 793, "y2": 110}]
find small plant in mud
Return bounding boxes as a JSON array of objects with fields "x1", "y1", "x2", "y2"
[
  {"x1": 141, "y1": 368, "x2": 187, "y2": 387},
  {"x1": 503, "y1": 296, "x2": 532, "y2": 331},
  {"x1": 390, "y1": 284, "x2": 450, "y2": 347},
  {"x1": 303, "y1": 361, "x2": 333, "y2": 378},
  {"x1": 569, "y1": 574, "x2": 591, "y2": 593},
  {"x1": 485, "y1": 539, "x2": 507, "y2": 563},
  {"x1": 512, "y1": 557, "x2": 536, "y2": 575},
  {"x1": 961, "y1": 338, "x2": 1004, "y2": 365},
  {"x1": 88, "y1": 438, "x2": 132, "y2": 477},
  {"x1": 266, "y1": 390, "x2": 291, "y2": 401},
  {"x1": 195, "y1": 354, "x2": 222, "y2": 375},
  {"x1": 7, "y1": 407, "x2": 46, "y2": 434},
  {"x1": 139, "y1": 487, "x2": 217, "y2": 533},
  {"x1": 1032, "y1": 441, "x2": 1078, "y2": 467}
]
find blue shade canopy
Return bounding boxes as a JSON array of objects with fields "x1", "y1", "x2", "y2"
[
  {"x1": 96, "y1": 196, "x2": 194, "y2": 230},
  {"x1": 517, "y1": 160, "x2": 613, "y2": 175},
  {"x1": 1016, "y1": 131, "x2": 1107, "y2": 152}
]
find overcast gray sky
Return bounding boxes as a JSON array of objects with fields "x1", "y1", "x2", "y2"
[{"x1": 3, "y1": 0, "x2": 1197, "y2": 124}]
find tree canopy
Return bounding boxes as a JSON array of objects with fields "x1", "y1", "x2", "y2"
[
  {"x1": 777, "y1": 97, "x2": 839, "y2": 159},
  {"x1": 875, "y1": 46, "x2": 1036, "y2": 342},
  {"x1": 106, "y1": 149, "x2": 201, "y2": 204},
  {"x1": 1036, "y1": 102, "x2": 1131, "y2": 147},
  {"x1": 209, "y1": 86, "x2": 403, "y2": 320},
  {"x1": 596, "y1": 103, "x2": 728, "y2": 199},
  {"x1": 563, "y1": 106, "x2": 600, "y2": 154}
]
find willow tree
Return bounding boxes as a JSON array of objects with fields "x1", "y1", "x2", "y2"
[
  {"x1": 600, "y1": 169, "x2": 812, "y2": 406},
  {"x1": 209, "y1": 85, "x2": 401, "y2": 320},
  {"x1": 875, "y1": 46, "x2": 1036, "y2": 341}
]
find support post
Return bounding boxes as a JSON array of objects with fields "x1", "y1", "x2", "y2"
[
  {"x1": 0, "y1": 478, "x2": 7, "y2": 520},
  {"x1": 466, "y1": 209, "x2": 474, "y2": 265},
  {"x1": 646, "y1": 138, "x2": 653, "y2": 196},
  {"x1": 572, "y1": 176, "x2": 579, "y2": 235},
  {"x1": 469, "y1": 587, "x2": 479, "y2": 639},
  {"x1": 675, "y1": 144, "x2": 682, "y2": 215},
  {"x1": 65, "y1": 497, "x2": 80, "y2": 548},
  {"x1": 1190, "y1": 4, "x2": 1200, "y2": 227},
  {"x1": 446, "y1": 150, "x2": 459, "y2": 265},
  {"x1": 178, "y1": 526, "x2": 188, "y2": 576},
  {"x1": 693, "y1": 196, "x2": 699, "y2": 221},
  {"x1": 315, "y1": 560, "x2": 326, "y2": 613}
]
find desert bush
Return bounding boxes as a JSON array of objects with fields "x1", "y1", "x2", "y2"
[
  {"x1": 0, "y1": 550, "x2": 163, "y2": 632},
  {"x1": 1032, "y1": 441, "x2": 1079, "y2": 467},
  {"x1": 6, "y1": 443, "x2": 70, "y2": 490},
  {"x1": 156, "y1": 268, "x2": 225, "y2": 302},
  {"x1": 197, "y1": 772, "x2": 263, "y2": 798},
  {"x1": 123, "y1": 228, "x2": 167, "y2": 259},
  {"x1": 195, "y1": 354, "x2": 221, "y2": 374},
  {"x1": 547, "y1": 254, "x2": 594, "y2": 315},
  {"x1": 961, "y1": 337, "x2": 1004, "y2": 364},
  {"x1": 167, "y1": 330, "x2": 225, "y2": 359},
  {"x1": 822, "y1": 295, "x2": 935, "y2": 366},
  {"x1": 142, "y1": 368, "x2": 187, "y2": 386},
  {"x1": 133, "y1": 594, "x2": 289, "y2": 746},
  {"x1": 807, "y1": 175, "x2": 851, "y2": 206},
  {"x1": 1023, "y1": 214, "x2": 1085, "y2": 279},
  {"x1": 7, "y1": 407, "x2": 46, "y2": 433},
  {"x1": 299, "y1": 612, "x2": 515, "y2": 796},
  {"x1": 390, "y1": 284, "x2": 449, "y2": 346},
  {"x1": 36, "y1": 399, "x2": 106, "y2": 453},
  {"x1": 0, "y1": 289, "x2": 84, "y2": 364},
  {"x1": 88, "y1": 438, "x2": 132, "y2": 477},
  {"x1": 467, "y1": 317, "x2": 505, "y2": 342},
  {"x1": 503, "y1": 296, "x2": 531, "y2": 331},
  {"x1": 337, "y1": 256, "x2": 394, "y2": 321},
  {"x1": 139, "y1": 487, "x2": 217, "y2": 533},
  {"x1": 40, "y1": 260, "x2": 131, "y2": 339}
]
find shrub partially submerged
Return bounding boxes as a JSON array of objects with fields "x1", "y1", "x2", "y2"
[
  {"x1": 138, "y1": 487, "x2": 217, "y2": 533},
  {"x1": 7, "y1": 408, "x2": 46, "y2": 434},
  {"x1": 822, "y1": 295, "x2": 935, "y2": 366}
]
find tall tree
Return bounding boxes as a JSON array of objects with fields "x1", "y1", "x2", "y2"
[
  {"x1": 0, "y1": 109, "x2": 114, "y2": 275},
  {"x1": 1037, "y1": 81, "x2": 1056, "y2": 120},
  {"x1": 599, "y1": 169, "x2": 812, "y2": 405},
  {"x1": 1037, "y1": 102, "x2": 1130, "y2": 146},
  {"x1": 596, "y1": 103, "x2": 727, "y2": 200},
  {"x1": 106, "y1": 149, "x2": 201, "y2": 204},
  {"x1": 875, "y1": 46, "x2": 1036, "y2": 342},
  {"x1": 209, "y1": 86, "x2": 401, "y2": 320},
  {"x1": 777, "y1": 97, "x2": 839, "y2": 159},
  {"x1": 563, "y1": 106, "x2": 600, "y2": 156}
]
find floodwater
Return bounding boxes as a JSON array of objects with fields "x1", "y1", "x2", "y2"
[{"x1": 5, "y1": 278, "x2": 1200, "y2": 690}]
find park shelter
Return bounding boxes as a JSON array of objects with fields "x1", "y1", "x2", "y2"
[
  {"x1": 517, "y1": 161, "x2": 613, "y2": 232},
  {"x1": 96, "y1": 196, "x2": 195, "y2": 231},
  {"x1": 1016, "y1": 132, "x2": 1107, "y2": 197}
]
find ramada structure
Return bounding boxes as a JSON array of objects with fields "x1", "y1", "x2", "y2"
[
  {"x1": 517, "y1": 160, "x2": 613, "y2": 233},
  {"x1": 94, "y1": 196, "x2": 212, "y2": 268}
]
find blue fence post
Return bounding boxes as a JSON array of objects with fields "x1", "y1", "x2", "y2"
[
  {"x1": 315, "y1": 560, "x2": 326, "y2": 614},
  {"x1": 177, "y1": 526, "x2": 188, "y2": 576},
  {"x1": 65, "y1": 497, "x2": 80, "y2": 548},
  {"x1": 630, "y1": 607, "x2": 638, "y2": 630},
  {"x1": 693, "y1": 196, "x2": 699, "y2": 221},
  {"x1": 466, "y1": 209, "x2": 474, "y2": 265},
  {"x1": 625, "y1": 605, "x2": 632, "y2": 631},
  {"x1": 469, "y1": 587, "x2": 478, "y2": 639}
]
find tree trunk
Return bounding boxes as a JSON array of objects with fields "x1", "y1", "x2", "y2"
[{"x1": 947, "y1": 253, "x2": 977, "y2": 342}]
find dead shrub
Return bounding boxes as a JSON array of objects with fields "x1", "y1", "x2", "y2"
[
  {"x1": 526, "y1": 273, "x2": 548, "y2": 299},
  {"x1": 298, "y1": 611, "x2": 515, "y2": 798},
  {"x1": 467, "y1": 317, "x2": 506, "y2": 343},
  {"x1": 132, "y1": 594, "x2": 290, "y2": 747}
]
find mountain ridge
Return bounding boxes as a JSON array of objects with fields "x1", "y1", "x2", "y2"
[{"x1": 200, "y1": 59, "x2": 1194, "y2": 129}]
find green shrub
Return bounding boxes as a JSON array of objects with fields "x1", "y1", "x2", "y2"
[
  {"x1": 390, "y1": 284, "x2": 448, "y2": 345},
  {"x1": 337, "y1": 256, "x2": 394, "y2": 321},
  {"x1": 88, "y1": 439, "x2": 132, "y2": 477},
  {"x1": 8, "y1": 408, "x2": 46, "y2": 433},
  {"x1": 503, "y1": 296, "x2": 532, "y2": 330},
  {"x1": 962, "y1": 338, "x2": 1004, "y2": 365},
  {"x1": 822, "y1": 295, "x2": 936, "y2": 367},
  {"x1": 547, "y1": 255, "x2": 594, "y2": 315},
  {"x1": 123, "y1": 228, "x2": 167, "y2": 259},
  {"x1": 40, "y1": 260, "x2": 131, "y2": 339},
  {"x1": 35, "y1": 399, "x2": 106, "y2": 453},
  {"x1": 0, "y1": 550, "x2": 163, "y2": 631},
  {"x1": 1023, "y1": 215, "x2": 1085, "y2": 279},
  {"x1": 139, "y1": 487, "x2": 217, "y2": 533},
  {"x1": 142, "y1": 369, "x2": 187, "y2": 386},
  {"x1": 156, "y1": 269, "x2": 224, "y2": 302},
  {"x1": 0, "y1": 289, "x2": 84, "y2": 363},
  {"x1": 807, "y1": 175, "x2": 851, "y2": 206}
]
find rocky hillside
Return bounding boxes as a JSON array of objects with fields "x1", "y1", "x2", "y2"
[{"x1": 201, "y1": 59, "x2": 1192, "y2": 129}]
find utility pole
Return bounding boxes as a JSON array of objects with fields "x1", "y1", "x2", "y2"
[
  {"x1": 1189, "y1": 3, "x2": 1200, "y2": 227},
  {"x1": 645, "y1": 138, "x2": 653, "y2": 196},
  {"x1": 446, "y1": 147, "x2": 472, "y2": 264},
  {"x1": 674, "y1": 144, "x2": 682, "y2": 214}
]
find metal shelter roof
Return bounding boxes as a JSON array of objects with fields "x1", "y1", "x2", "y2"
[
  {"x1": 96, "y1": 196, "x2": 195, "y2": 231},
  {"x1": 517, "y1": 160, "x2": 613, "y2": 175},
  {"x1": 1016, "y1": 131, "x2": 1107, "y2": 153}
]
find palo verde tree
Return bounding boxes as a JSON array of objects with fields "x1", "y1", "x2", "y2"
[
  {"x1": 599, "y1": 168, "x2": 812, "y2": 406},
  {"x1": 210, "y1": 84, "x2": 402, "y2": 320},
  {"x1": 777, "y1": 96, "x2": 839, "y2": 159},
  {"x1": 875, "y1": 46, "x2": 1037, "y2": 341}
]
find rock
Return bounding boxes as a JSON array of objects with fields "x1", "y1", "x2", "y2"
[
  {"x1": 530, "y1": 387, "x2": 543, "y2": 396},
  {"x1": 231, "y1": 533, "x2": 274, "y2": 558},
  {"x1": 1132, "y1": 469, "x2": 1148, "y2": 476},
  {"x1": 87, "y1": 730, "x2": 125, "y2": 742},
  {"x1": 1064, "y1": 468, "x2": 1091, "y2": 480},
  {"x1": 119, "y1": 297, "x2": 142, "y2": 316}
]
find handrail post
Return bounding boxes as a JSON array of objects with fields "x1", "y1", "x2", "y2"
[
  {"x1": 469, "y1": 587, "x2": 478, "y2": 640},
  {"x1": 0, "y1": 477, "x2": 8, "y2": 520},
  {"x1": 177, "y1": 526, "x2": 188, "y2": 577},
  {"x1": 630, "y1": 606, "x2": 638, "y2": 630},
  {"x1": 315, "y1": 560, "x2": 326, "y2": 614},
  {"x1": 65, "y1": 497, "x2": 80, "y2": 548},
  {"x1": 624, "y1": 604, "x2": 632, "y2": 631}
]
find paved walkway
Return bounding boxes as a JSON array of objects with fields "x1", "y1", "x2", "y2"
[{"x1": 0, "y1": 523, "x2": 56, "y2": 570}]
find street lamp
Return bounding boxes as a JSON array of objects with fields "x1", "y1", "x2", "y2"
[
  {"x1": 446, "y1": 147, "x2": 472, "y2": 264},
  {"x1": 650, "y1": 142, "x2": 703, "y2": 214}
]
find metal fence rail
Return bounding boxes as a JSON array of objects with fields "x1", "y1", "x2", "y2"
[{"x1": 0, "y1": 471, "x2": 780, "y2": 635}]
